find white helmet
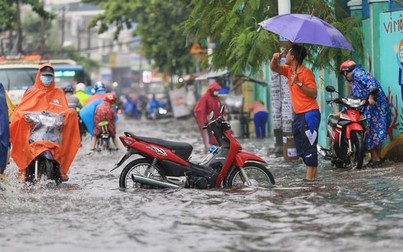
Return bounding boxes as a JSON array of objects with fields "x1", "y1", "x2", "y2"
[{"x1": 76, "y1": 83, "x2": 86, "y2": 92}]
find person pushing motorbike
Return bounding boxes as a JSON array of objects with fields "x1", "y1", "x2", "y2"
[
  {"x1": 193, "y1": 80, "x2": 222, "y2": 153},
  {"x1": 339, "y1": 60, "x2": 391, "y2": 168}
]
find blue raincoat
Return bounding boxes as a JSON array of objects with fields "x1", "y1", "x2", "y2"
[
  {"x1": 350, "y1": 65, "x2": 392, "y2": 150},
  {"x1": 79, "y1": 99, "x2": 104, "y2": 136},
  {"x1": 0, "y1": 83, "x2": 10, "y2": 173}
]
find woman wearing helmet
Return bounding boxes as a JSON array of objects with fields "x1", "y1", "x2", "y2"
[
  {"x1": 85, "y1": 81, "x2": 108, "y2": 105},
  {"x1": 63, "y1": 85, "x2": 81, "y2": 110},
  {"x1": 88, "y1": 92, "x2": 120, "y2": 153},
  {"x1": 339, "y1": 60, "x2": 391, "y2": 168},
  {"x1": 75, "y1": 83, "x2": 90, "y2": 106}
]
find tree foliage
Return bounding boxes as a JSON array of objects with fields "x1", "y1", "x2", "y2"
[
  {"x1": 83, "y1": 0, "x2": 194, "y2": 76},
  {"x1": 83, "y1": 0, "x2": 363, "y2": 77},
  {"x1": 0, "y1": 0, "x2": 54, "y2": 54},
  {"x1": 183, "y1": 0, "x2": 363, "y2": 75}
]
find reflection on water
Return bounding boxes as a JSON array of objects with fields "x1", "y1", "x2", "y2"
[{"x1": 1, "y1": 117, "x2": 403, "y2": 251}]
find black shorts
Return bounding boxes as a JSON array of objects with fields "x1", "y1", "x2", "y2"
[{"x1": 292, "y1": 109, "x2": 321, "y2": 167}]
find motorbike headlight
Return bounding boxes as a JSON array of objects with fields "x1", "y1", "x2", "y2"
[{"x1": 342, "y1": 98, "x2": 366, "y2": 108}]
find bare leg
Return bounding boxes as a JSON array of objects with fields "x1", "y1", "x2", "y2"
[
  {"x1": 112, "y1": 136, "x2": 120, "y2": 150},
  {"x1": 90, "y1": 136, "x2": 97, "y2": 150},
  {"x1": 369, "y1": 148, "x2": 381, "y2": 162},
  {"x1": 306, "y1": 166, "x2": 317, "y2": 180},
  {"x1": 200, "y1": 126, "x2": 210, "y2": 153}
]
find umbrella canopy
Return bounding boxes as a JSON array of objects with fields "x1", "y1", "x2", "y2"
[{"x1": 259, "y1": 13, "x2": 353, "y2": 51}]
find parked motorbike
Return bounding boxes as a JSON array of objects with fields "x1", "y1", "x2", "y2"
[
  {"x1": 318, "y1": 85, "x2": 367, "y2": 169},
  {"x1": 25, "y1": 111, "x2": 64, "y2": 184},
  {"x1": 111, "y1": 106, "x2": 275, "y2": 190},
  {"x1": 96, "y1": 121, "x2": 111, "y2": 152},
  {"x1": 78, "y1": 113, "x2": 87, "y2": 141}
]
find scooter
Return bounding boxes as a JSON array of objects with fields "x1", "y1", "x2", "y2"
[
  {"x1": 111, "y1": 106, "x2": 275, "y2": 190},
  {"x1": 25, "y1": 111, "x2": 64, "y2": 184},
  {"x1": 96, "y1": 121, "x2": 111, "y2": 152},
  {"x1": 318, "y1": 85, "x2": 367, "y2": 169}
]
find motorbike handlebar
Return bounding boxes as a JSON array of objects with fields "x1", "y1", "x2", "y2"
[{"x1": 326, "y1": 98, "x2": 342, "y2": 104}]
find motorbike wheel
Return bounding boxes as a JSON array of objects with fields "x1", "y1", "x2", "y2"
[
  {"x1": 350, "y1": 131, "x2": 365, "y2": 169},
  {"x1": 225, "y1": 163, "x2": 275, "y2": 187},
  {"x1": 102, "y1": 138, "x2": 110, "y2": 151},
  {"x1": 119, "y1": 158, "x2": 162, "y2": 190},
  {"x1": 26, "y1": 157, "x2": 61, "y2": 184}
]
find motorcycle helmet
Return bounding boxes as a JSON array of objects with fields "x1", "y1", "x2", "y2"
[
  {"x1": 105, "y1": 93, "x2": 117, "y2": 103},
  {"x1": 75, "y1": 83, "x2": 86, "y2": 92},
  {"x1": 339, "y1": 60, "x2": 356, "y2": 74},
  {"x1": 94, "y1": 81, "x2": 106, "y2": 92},
  {"x1": 63, "y1": 85, "x2": 74, "y2": 93}
]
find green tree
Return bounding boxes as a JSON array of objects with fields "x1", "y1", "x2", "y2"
[
  {"x1": 83, "y1": 0, "x2": 362, "y2": 78},
  {"x1": 183, "y1": 0, "x2": 363, "y2": 75},
  {"x1": 0, "y1": 0, "x2": 54, "y2": 54},
  {"x1": 83, "y1": 0, "x2": 194, "y2": 77}
]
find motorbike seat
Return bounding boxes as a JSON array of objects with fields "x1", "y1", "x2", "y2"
[{"x1": 125, "y1": 132, "x2": 193, "y2": 160}]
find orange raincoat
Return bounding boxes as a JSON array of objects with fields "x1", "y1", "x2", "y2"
[{"x1": 10, "y1": 63, "x2": 80, "y2": 179}]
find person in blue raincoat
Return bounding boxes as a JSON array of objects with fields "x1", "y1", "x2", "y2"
[
  {"x1": 147, "y1": 94, "x2": 161, "y2": 120},
  {"x1": 0, "y1": 82, "x2": 10, "y2": 178},
  {"x1": 340, "y1": 60, "x2": 391, "y2": 168},
  {"x1": 79, "y1": 81, "x2": 108, "y2": 136}
]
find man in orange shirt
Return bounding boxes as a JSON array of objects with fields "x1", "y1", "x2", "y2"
[{"x1": 270, "y1": 44, "x2": 321, "y2": 180}]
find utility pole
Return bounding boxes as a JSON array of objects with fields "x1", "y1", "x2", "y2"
[
  {"x1": 87, "y1": 27, "x2": 91, "y2": 58},
  {"x1": 16, "y1": 0, "x2": 23, "y2": 54},
  {"x1": 40, "y1": 0, "x2": 45, "y2": 56},
  {"x1": 268, "y1": 0, "x2": 293, "y2": 159},
  {"x1": 61, "y1": 7, "x2": 65, "y2": 53}
]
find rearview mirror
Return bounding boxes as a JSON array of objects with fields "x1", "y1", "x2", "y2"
[{"x1": 326, "y1": 85, "x2": 336, "y2": 92}]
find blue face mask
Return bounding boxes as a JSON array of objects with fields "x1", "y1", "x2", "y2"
[{"x1": 40, "y1": 75, "x2": 53, "y2": 86}]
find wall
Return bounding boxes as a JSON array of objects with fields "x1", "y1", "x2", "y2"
[{"x1": 350, "y1": 0, "x2": 403, "y2": 161}]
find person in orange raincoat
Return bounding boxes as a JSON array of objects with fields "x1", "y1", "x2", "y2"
[{"x1": 10, "y1": 64, "x2": 80, "y2": 182}]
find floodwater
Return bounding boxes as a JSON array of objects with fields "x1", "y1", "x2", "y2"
[{"x1": 1, "y1": 116, "x2": 403, "y2": 252}]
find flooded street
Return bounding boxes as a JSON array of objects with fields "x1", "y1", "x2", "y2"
[{"x1": 1, "y1": 116, "x2": 403, "y2": 252}]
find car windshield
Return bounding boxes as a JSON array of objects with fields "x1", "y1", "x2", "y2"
[{"x1": 0, "y1": 67, "x2": 37, "y2": 91}]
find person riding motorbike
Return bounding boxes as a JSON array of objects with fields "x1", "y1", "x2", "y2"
[
  {"x1": 88, "y1": 93, "x2": 120, "y2": 154},
  {"x1": 9, "y1": 64, "x2": 81, "y2": 182},
  {"x1": 64, "y1": 84, "x2": 86, "y2": 142},
  {"x1": 85, "y1": 81, "x2": 107, "y2": 105},
  {"x1": 64, "y1": 85, "x2": 81, "y2": 111},
  {"x1": 74, "y1": 83, "x2": 90, "y2": 106},
  {"x1": 0, "y1": 83, "x2": 10, "y2": 181},
  {"x1": 80, "y1": 81, "x2": 109, "y2": 136}
]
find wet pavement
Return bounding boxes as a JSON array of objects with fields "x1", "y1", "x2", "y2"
[{"x1": 1, "y1": 116, "x2": 403, "y2": 252}]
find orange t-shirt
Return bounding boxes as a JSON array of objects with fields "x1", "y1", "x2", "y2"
[{"x1": 279, "y1": 64, "x2": 319, "y2": 114}]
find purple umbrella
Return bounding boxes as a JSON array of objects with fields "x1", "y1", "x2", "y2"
[{"x1": 259, "y1": 13, "x2": 354, "y2": 51}]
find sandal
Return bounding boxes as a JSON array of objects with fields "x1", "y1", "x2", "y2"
[
  {"x1": 60, "y1": 174, "x2": 69, "y2": 182},
  {"x1": 366, "y1": 160, "x2": 382, "y2": 168}
]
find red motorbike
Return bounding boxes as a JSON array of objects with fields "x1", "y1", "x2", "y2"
[
  {"x1": 111, "y1": 106, "x2": 275, "y2": 190},
  {"x1": 318, "y1": 85, "x2": 367, "y2": 169}
]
